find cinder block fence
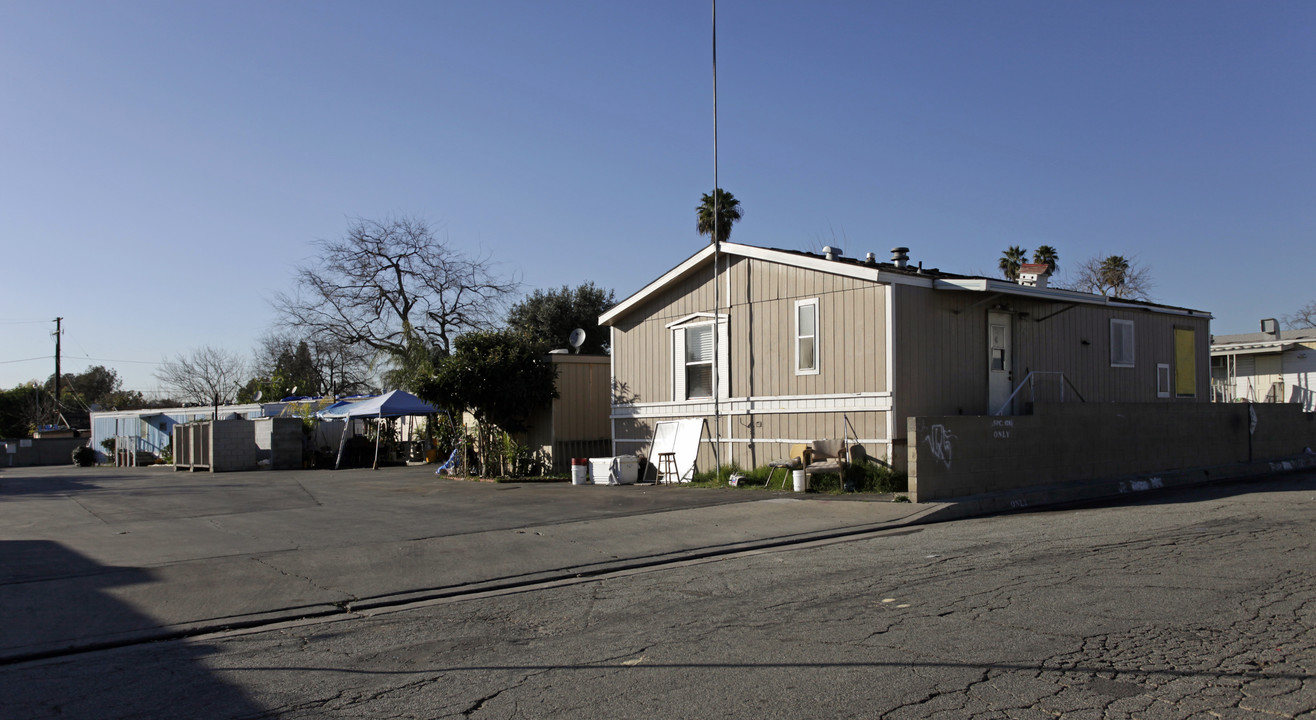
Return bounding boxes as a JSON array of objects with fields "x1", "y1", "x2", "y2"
[{"x1": 909, "y1": 403, "x2": 1316, "y2": 502}]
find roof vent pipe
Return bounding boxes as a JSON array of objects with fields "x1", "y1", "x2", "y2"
[
  {"x1": 865, "y1": 252, "x2": 876, "y2": 264},
  {"x1": 891, "y1": 247, "x2": 909, "y2": 269},
  {"x1": 823, "y1": 246, "x2": 842, "y2": 261}
]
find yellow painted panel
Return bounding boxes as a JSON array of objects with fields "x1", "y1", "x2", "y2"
[{"x1": 1175, "y1": 327, "x2": 1196, "y2": 397}]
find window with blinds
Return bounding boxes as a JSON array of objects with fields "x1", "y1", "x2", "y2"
[{"x1": 685, "y1": 325, "x2": 714, "y2": 399}]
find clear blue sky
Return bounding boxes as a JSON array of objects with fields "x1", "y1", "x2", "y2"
[{"x1": 2, "y1": 1, "x2": 1313, "y2": 394}]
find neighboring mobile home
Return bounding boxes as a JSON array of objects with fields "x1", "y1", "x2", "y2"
[
  {"x1": 600, "y1": 243, "x2": 1211, "y2": 472},
  {"x1": 525, "y1": 352, "x2": 612, "y2": 473},
  {"x1": 1211, "y1": 322, "x2": 1316, "y2": 410}
]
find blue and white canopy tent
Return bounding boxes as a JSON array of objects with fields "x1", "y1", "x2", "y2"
[{"x1": 317, "y1": 390, "x2": 438, "y2": 469}]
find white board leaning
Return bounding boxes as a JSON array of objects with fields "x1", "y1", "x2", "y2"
[{"x1": 645, "y1": 418, "x2": 705, "y2": 482}]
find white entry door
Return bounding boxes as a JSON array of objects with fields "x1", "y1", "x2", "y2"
[{"x1": 988, "y1": 311, "x2": 1013, "y2": 414}]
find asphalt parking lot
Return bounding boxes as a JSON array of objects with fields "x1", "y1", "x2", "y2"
[{"x1": 0, "y1": 465, "x2": 935, "y2": 662}]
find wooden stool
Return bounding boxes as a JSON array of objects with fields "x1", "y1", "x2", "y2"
[{"x1": 655, "y1": 452, "x2": 678, "y2": 484}]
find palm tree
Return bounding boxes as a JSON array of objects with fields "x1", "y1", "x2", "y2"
[
  {"x1": 1100, "y1": 255, "x2": 1131, "y2": 294},
  {"x1": 998, "y1": 245, "x2": 1028, "y2": 281},
  {"x1": 696, "y1": 189, "x2": 743, "y2": 244},
  {"x1": 1032, "y1": 245, "x2": 1059, "y2": 274}
]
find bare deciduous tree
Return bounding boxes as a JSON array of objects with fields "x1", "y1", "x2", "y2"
[
  {"x1": 1069, "y1": 254, "x2": 1153, "y2": 300},
  {"x1": 273, "y1": 217, "x2": 519, "y2": 364},
  {"x1": 155, "y1": 346, "x2": 248, "y2": 407},
  {"x1": 1283, "y1": 301, "x2": 1316, "y2": 330}
]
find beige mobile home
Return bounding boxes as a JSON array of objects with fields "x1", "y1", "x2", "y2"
[
  {"x1": 600, "y1": 243, "x2": 1211, "y2": 473},
  {"x1": 524, "y1": 352, "x2": 613, "y2": 472}
]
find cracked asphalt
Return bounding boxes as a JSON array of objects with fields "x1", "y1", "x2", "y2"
[{"x1": 3, "y1": 471, "x2": 1313, "y2": 718}]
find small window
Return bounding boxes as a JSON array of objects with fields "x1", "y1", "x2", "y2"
[
  {"x1": 795, "y1": 299, "x2": 820, "y2": 375},
  {"x1": 990, "y1": 324, "x2": 1007, "y2": 372},
  {"x1": 685, "y1": 325, "x2": 714, "y2": 398},
  {"x1": 1110, "y1": 319, "x2": 1135, "y2": 368},
  {"x1": 1157, "y1": 363, "x2": 1171, "y2": 399},
  {"x1": 671, "y1": 316, "x2": 728, "y2": 401}
]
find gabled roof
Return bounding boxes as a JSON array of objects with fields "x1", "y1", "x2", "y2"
[{"x1": 599, "y1": 242, "x2": 1210, "y2": 326}]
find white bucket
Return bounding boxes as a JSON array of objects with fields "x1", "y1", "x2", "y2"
[
  {"x1": 793, "y1": 469, "x2": 807, "y2": 493},
  {"x1": 571, "y1": 464, "x2": 590, "y2": 485}
]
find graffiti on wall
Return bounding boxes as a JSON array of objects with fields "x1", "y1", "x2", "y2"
[{"x1": 924, "y1": 423, "x2": 955, "y2": 469}]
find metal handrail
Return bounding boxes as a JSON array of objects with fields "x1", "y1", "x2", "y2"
[{"x1": 993, "y1": 371, "x2": 1086, "y2": 416}]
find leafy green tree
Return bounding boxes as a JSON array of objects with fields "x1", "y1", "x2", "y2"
[
  {"x1": 0, "y1": 385, "x2": 42, "y2": 438},
  {"x1": 40, "y1": 365, "x2": 148, "y2": 412},
  {"x1": 419, "y1": 330, "x2": 558, "y2": 476},
  {"x1": 506, "y1": 282, "x2": 616, "y2": 354},
  {"x1": 696, "y1": 188, "x2": 744, "y2": 244},
  {"x1": 999, "y1": 245, "x2": 1028, "y2": 281},
  {"x1": 46, "y1": 366, "x2": 117, "y2": 409},
  {"x1": 244, "y1": 331, "x2": 374, "y2": 400},
  {"x1": 1032, "y1": 245, "x2": 1059, "y2": 274},
  {"x1": 380, "y1": 326, "x2": 441, "y2": 394}
]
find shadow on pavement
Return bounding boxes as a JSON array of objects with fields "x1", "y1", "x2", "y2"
[
  {"x1": 0, "y1": 470, "x2": 107, "y2": 497},
  {"x1": 0, "y1": 541, "x2": 269, "y2": 718}
]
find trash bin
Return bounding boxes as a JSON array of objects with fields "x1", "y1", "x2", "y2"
[{"x1": 793, "y1": 469, "x2": 807, "y2": 493}]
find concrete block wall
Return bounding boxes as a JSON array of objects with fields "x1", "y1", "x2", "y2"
[
  {"x1": 254, "y1": 417, "x2": 303, "y2": 470},
  {"x1": 909, "y1": 402, "x2": 1316, "y2": 502},
  {"x1": 209, "y1": 419, "x2": 256, "y2": 472},
  {"x1": 0, "y1": 437, "x2": 90, "y2": 467},
  {"x1": 1249, "y1": 404, "x2": 1316, "y2": 460}
]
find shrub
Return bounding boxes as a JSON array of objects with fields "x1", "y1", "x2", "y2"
[
  {"x1": 72, "y1": 445, "x2": 96, "y2": 467},
  {"x1": 691, "y1": 460, "x2": 907, "y2": 494}
]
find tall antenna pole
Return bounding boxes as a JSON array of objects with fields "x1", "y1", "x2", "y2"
[
  {"x1": 711, "y1": 0, "x2": 722, "y2": 471},
  {"x1": 52, "y1": 317, "x2": 63, "y2": 418}
]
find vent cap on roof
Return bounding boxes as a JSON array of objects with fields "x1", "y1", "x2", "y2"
[
  {"x1": 891, "y1": 247, "x2": 909, "y2": 269},
  {"x1": 823, "y1": 246, "x2": 842, "y2": 261}
]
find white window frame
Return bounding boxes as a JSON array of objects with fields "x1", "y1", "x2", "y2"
[
  {"x1": 1157, "y1": 363, "x2": 1171, "y2": 399},
  {"x1": 683, "y1": 325, "x2": 714, "y2": 399},
  {"x1": 794, "y1": 298, "x2": 820, "y2": 376},
  {"x1": 669, "y1": 314, "x2": 729, "y2": 401},
  {"x1": 1110, "y1": 319, "x2": 1135, "y2": 368}
]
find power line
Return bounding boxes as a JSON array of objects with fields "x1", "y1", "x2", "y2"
[
  {"x1": 77, "y1": 356, "x2": 162, "y2": 366},
  {"x1": 0, "y1": 355, "x2": 52, "y2": 365}
]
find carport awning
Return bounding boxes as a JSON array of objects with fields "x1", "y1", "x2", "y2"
[
  {"x1": 1211, "y1": 342, "x2": 1297, "y2": 356},
  {"x1": 317, "y1": 390, "x2": 436, "y2": 419}
]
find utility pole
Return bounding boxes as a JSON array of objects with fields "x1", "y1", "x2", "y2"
[
  {"x1": 52, "y1": 317, "x2": 63, "y2": 422},
  {"x1": 711, "y1": 0, "x2": 721, "y2": 472}
]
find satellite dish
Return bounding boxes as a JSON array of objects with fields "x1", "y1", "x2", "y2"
[
  {"x1": 253, "y1": 390, "x2": 263, "y2": 402},
  {"x1": 568, "y1": 328, "x2": 586, "y2": 354}
]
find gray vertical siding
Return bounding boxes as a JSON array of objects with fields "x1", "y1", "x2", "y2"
[
  {"x1": 609, "y1": 248, "x2": 1210, "y2": 475},
  {"x1": 894, "y1": 284, "x2": 1212, "y2": 426},
  {"x1": 734, "y1": 258, "x2": 888, "y2": 397},
  {"x1": 611, "y1": 255, "x2": 889, "y2": 406}
]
